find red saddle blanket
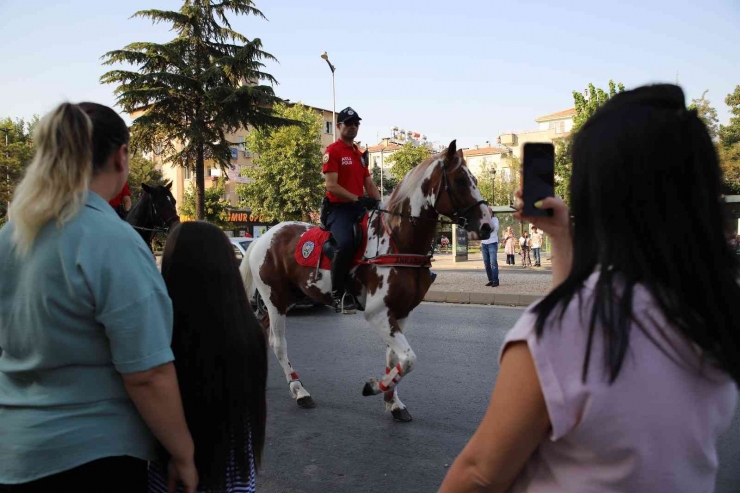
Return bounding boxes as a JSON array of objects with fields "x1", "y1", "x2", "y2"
[{"x1": 295, "y1": 215, "x2": 369, "y2": 271}]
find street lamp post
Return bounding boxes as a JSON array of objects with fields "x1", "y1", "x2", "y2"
[
  {"x1": 320, "y1": 52, "x2": 336, "y2": 142},
  {"x1": 491, "y1": 168, "x2": 497, "y2": 205}
]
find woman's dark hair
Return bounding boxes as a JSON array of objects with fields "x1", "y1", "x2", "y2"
[
  {"x1": 533, "y1": 84, "x2": 740, "y2": 384},
  {"x1": 77, "y1": 102, "x2": 129, "y2": 173},
  {"x1": 161, "y1": 221, "x2": 268, "y2": 489}
]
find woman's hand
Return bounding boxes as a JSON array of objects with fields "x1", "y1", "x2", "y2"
[
  {"x1": 513, "y1": 190, "x2": 573, "y2": 288},
  {"x1": 512, "y1": 190, "x2": 570, "y2": 242},
  {"x1": 168, "y1": 456, "x2": 199, "y2": 493}
]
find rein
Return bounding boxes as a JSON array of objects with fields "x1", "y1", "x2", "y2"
[{"x1": 363, "y1": 160, "x2": 487, "y2": 266}]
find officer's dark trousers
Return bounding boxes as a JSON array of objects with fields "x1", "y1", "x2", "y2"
[{"x1": 326, "y1": 203, "x2": 365, "y2": 296}]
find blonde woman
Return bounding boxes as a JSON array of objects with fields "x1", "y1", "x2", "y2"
[{"x1": 0, "y1": 103, "x2": 197, "y2": 492}]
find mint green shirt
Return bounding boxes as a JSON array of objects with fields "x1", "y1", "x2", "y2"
[{"x1": 0, "y1": 191, "x2": 174, "y2": 483}]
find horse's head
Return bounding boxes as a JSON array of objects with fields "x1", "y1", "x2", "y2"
[
  {"x1": 141, "y1": 181, "x2": 180, "y2": 229},
  {"x1": 431, "y1": 140, "x2": 494, "y2": 240}
]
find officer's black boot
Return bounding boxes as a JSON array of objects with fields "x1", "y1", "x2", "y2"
[{"x1": 330, "y1": 249, "x2": 357, "y2": 314}]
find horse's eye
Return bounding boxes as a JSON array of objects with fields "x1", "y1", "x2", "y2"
[{"x1": 455, "y1": 177, "x2": 467, "y2": 187}]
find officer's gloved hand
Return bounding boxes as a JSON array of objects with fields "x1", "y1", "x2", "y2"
[{"x1": 356, "y1": 196, "x2": 380, "y2": 210}]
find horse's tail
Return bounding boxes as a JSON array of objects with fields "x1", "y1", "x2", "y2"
[{"x1": 239, "y1": 239, "x2": 258, "y2": 300}]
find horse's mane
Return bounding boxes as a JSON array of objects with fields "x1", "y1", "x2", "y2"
[
  {"x1": 385, "y1": 152, "x2": 442, "y2": 214},
  {"x1": 127, "y1": 191, "x2": 150, "y2": 227}
]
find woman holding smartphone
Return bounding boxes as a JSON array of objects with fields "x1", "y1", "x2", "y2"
[{"x1": 439, "y1": 84, "x2": 739, "y2": 493}]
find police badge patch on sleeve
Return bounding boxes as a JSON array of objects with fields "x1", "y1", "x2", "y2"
[{"x1": 322, "y1": 153, "x2": 330, "y2": 164}]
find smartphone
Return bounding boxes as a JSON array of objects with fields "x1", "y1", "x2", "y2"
[{"x1": 521, "y1": 143, "x2": 555, "y2": 217}]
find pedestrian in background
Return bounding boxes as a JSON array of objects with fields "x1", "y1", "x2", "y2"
[
  {"x1": 504, "y1": 227, "x2": 516, "y2": 265},
  {"x1": 521, "y1": 231, "x2": 532, "y2": 267},
  {"x1": 0, "y1": 102, "x2": 197, "y2": 492},
  {"x1": 439, "y1": 84, "x2": 739, "y2": 493},
  {"x1": 481, "y1": 209, "x2": 500, "y2": 287},
  {"x1": 531, "y1": 226, "x2": 543, "y2": 267},
  {"x1": 151, "y1": 221, "x2": 268, "y2": 493}
]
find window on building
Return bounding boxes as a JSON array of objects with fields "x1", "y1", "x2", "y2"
[
  {"x1": 325, "y1": 121, "x2": 333, "y2": 134},
  {"x1": 183, "y1": 167, "x2": 191, "y2": 180},
  {"x1": 502, "y1": 168, "x2": 512, "y2": 182}
]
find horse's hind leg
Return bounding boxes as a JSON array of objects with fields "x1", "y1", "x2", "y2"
[{"x1": 266, "y1": 304, "x2": 315, "y2": 409}]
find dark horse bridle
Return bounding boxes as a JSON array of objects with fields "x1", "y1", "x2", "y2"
[
  {"x1": 132, "y1": 193, "x2": 180, "y2": 234},
  {"x1": 376, "y1": 158, "x2": 488, "y2": 230}
]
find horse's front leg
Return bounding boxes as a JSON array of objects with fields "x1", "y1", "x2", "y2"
[
  {"x1": 382, "y1": 346, "x2": 413, "y2": 422},
  {"x1": 362, "y1": 300, "x2": 415, "y2": 422},
  {"x1": 266, "y1": 305, "x2": 315, "y2": 409}
]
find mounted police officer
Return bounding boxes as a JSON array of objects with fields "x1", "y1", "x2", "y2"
[{"x1": 322, "y1": 107, "x2": 380, "y2": 314}]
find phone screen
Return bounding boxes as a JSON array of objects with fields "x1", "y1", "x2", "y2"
[{"x1": 522, "y1": 143, "x2": 554, "y2": 216}]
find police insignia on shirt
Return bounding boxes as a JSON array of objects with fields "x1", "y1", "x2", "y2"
[{"x1": 322, "y1": 153, "x2": 330, "y2": 164}]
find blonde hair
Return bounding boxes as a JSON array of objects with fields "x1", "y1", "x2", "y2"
[{"x1": 8, "y1": 103, "x2": 93, "y2": 256}]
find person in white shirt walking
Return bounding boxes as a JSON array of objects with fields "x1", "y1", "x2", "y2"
[
  {"x1": 481, "y1": 208, "x2": 500, "y2": 287},
  {"x1": 531, "y1": 226, "x2": 543, "y2": 267}
]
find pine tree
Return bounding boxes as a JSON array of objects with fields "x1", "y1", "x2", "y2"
[{"x1": 101, "y1": 0, "x2": 291, "y2": 219}]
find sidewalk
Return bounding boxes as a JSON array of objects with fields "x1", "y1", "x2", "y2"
[{"x1": 424, "y1": 251, "x2": 552, "y2": 307}]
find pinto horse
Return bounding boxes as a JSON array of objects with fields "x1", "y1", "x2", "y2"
[
  {"x1": 239, "y1": 141, "x2": 493, "y2": 421},
  {"x1": 127, "y1": 182, "x2": 180, "y2": 250}
]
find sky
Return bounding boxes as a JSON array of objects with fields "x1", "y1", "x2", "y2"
[{"x1": 1, "y1": 0, "x2": 739, "y2": 149}]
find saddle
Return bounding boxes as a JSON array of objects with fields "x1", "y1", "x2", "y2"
[{"x1": 295, "y1": 215, "x2": 369, "y2": 272}]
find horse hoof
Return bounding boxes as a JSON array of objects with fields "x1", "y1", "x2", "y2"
[
  {"x1": 391, "y1": 408, "x2": 413, "y2": 422},
  {"x1": 297, "y1": 396, "x2": 316, "y2": 409},
  {"x1": 362, "y1": 382, "x2": 375, "y2": 396}
]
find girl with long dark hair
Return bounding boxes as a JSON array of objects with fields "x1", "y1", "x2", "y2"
[
  {"x1": 151, "y1": 221, "x2": 268, "y2": 493},
  {"x1": 439, "y1": 84, "x2": 739, "y2": 492}
]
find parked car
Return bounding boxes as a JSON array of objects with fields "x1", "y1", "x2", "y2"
[
  {"x1": 229, "y1": 236, "x2": 323, "y2": 315},
  {"x1": 229, "y1": 237, "x2": 253, "y2": 260}
]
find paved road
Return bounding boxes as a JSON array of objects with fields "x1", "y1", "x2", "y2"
[{"x1": 258, "y1": 304, "x2": 740, "y2": 493}]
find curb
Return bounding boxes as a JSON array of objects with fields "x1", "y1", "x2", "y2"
[{"x1": 424, "y1": 290, "x2": 543, "y2": 307}]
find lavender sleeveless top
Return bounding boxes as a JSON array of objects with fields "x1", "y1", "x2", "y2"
[{"x1": 501, "y1": 272, "x2": 737, "y2": 493}]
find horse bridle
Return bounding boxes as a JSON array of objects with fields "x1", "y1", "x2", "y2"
[
  {"x1": 132, "y1": 193, "x2": 180, "y2": 233},
  {"x1": 436, "y1": 159, "x2": 488, "y2": 229},
  {"x1": 375, "y1": 158, "x2": 488, "y2": 230},
  {"x1": 149, "y1": 194, "x2": 180, "y2": 230}
]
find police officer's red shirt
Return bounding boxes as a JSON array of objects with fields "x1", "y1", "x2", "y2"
[
  {"x1": 322, "y1": 141, "x2": 370, "y2": 203},
  {"x1": 109, "y1": 182, "x2": 131, "y2": 208}
]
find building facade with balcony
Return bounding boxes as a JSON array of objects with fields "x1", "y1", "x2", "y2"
[{"x1": 498, "y1": 108, "x2": 576, "y2": 161}]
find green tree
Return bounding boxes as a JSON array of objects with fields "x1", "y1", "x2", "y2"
[
  {"x1": 371, "y1": 163, "x2": 398, "y2": 198},
  {"x1": 555, "y1": 80, "x2": 625, "y2": 202},
  {"x1": 127, "y1": 154, "x2": 167, "y2": 204},
  {"x1": 688, "y1": 90, "x2": 719, "y2": 140},
  {"x1": 718, "y1": 86, "x2": 740, "y2": 194},
  {"x1": 179, "y1": 177, "x2": 232, "y2": 226},
  {"x1": 236, "y1": 103, "x2": 323, "y2": 221},
  {"x1": 101, "y1": 0, "x2": 290, "y2": 221},
  {"x1": 0, "y1": 116, "x2": 38, "y2": 226},
  {"x1": 386, "y1": 143, "x2": 432, "y2": 181},
  {"x1": 719, "y1": 85, "x2": 740, "y2": 150}
]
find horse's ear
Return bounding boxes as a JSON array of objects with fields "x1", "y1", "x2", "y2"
[
  {"x1": 457, "y1": 148, "x2": 466, "y2": 164},
  {"x1": 165, "y1": 181, "x2": 172, "y2": 190},
  {"x1": 445, "y1": 140, "x2": 457, "y2": 166},
  {"x1": 362, "y1": 150, "x2": 369, "y2": 167},
  {"x1": 141, "y1": 183, "x2": 153, "y2": 194}
]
